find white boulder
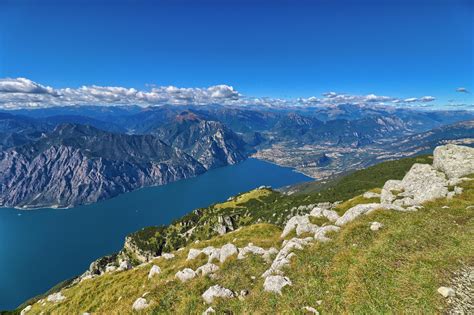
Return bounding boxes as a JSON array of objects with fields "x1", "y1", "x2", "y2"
[
  {"x1": 132, "y1": 297, "x2": 149, "y2": 310},
  {"x1": 335, "y1": 203, "x2": 382, "y2": 226},
  {"x1": 219, "y1": 243, "x2": 238, "y2": 263},
  {"x1": 263, "y1": 275, "x2": 292, "y2": 294},
  {"x1": 175, "y1": 268, "x2": 196, "y2": 282},
  {"x1": 281, "y1": 215, "x2": 318, "y2": 238},
  {"x1": 202, "y1": 285, "x2": 235, "y2": 304},
  {"x1": 148, "y1": 265, "x2": 161, "y2": 279},
  {"x1": 370, "y1": 222, "x2": 383, "y2": 231},
  {"x1": 314, "y1": 225, "x2": 340, "y2": 242},
  {"x1": 433, "y1": 144, "x2": 474, "y2": 179},
  {"x1": 162, "y1": 253, "x2": 175, "y2": 260},
  {"x1": 437, "y1": 286, "x2": 455, "y2": 297},
  {"x1": 196, "y1": 263, "x2": 220, "y2": 276},
  {"x1": 187, "y1": 248, "x2": 202, "y2": 261}
]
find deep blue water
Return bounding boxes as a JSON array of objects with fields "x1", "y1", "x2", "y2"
[{"x1": 0, "y1": 159, "x2": 310, "y2": 310}]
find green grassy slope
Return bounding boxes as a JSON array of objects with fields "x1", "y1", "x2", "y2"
[{"x1": 17, "y1": 172, "x2": 474, "y2": 314}]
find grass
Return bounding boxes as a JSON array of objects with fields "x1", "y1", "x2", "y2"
[
  {"x1": 213, "y1": 188, "x2": 272, "y2": 210},
  {"x1": 22, "y1": 174, "x2": 474, "y2": 314}
]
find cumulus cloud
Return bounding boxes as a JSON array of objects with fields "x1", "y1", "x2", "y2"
[
  {"x1": 0, "y1": 78, "x2": 58, "y2": 95},
  {"x1": 0, "y1": 78, "x2": 241, "y2": 108},
  {"x1": 0, "y1": 77, "x2": 442, "y2": 110},
  {"x1": 456, "y1": 87, "x2": 469, "y2": 93}
]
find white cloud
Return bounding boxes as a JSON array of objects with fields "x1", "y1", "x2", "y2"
[
  {"x1": 456, "y1": 87, "x2": 469, "y2": 93},
  {"x1": 0, "y1": 77, "x2": 443, "y2": 110},
  {"x1": 0, "y1": 78, "x2": 58, "y2": 95},
  {"x1": 419, "y1": 96, "x2": 435, "y2": 102}
]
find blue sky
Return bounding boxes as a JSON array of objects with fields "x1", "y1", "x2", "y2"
[{"x1": 0, "y1": 0, "x2": 472, "y2": 107}]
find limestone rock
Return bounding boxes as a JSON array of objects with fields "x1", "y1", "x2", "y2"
[
  {"x1": 281, "y1": 215, "x2": 318, "y2": 238},
  {"x1": 219, "y1": 243, "x2": 238, "y2": 263},
  {"x1": 433, "y1": 144, "x2": 474, "y2": 179},
  {"x1": 314, "y1": 225, "x2": 340, "y2": 242},
  {"x1": 148, "y1": 265, "x2": 161, "y2": 279},
  {"x1": 437, "y1": 286, "x2": 455, "y2": 297},
  {"x1": 187, "y1": 248, "x2": 202, "y2": 261},
  {"x1": 310, "y1": 207, "x2": 340, "y2": 222},
  {"x1": 370, "y1": 222, "x2": 383, "y2": 231},
  {"x1": 263, "y1": 275, "x2": 292, "y2": 294},
  {"x1": 335, "y1": 203, "x2": 382, "y2": 226},
  {"x1": 202, "y1": 285, "x2": 235, "y2": 304},
  {"x1": 175, "y1": 268, "x2": 196, "y2": 282},
  {"x1": 47, "y1": 292, "x2": 66, "y2": 303},
  {"x1": 162, "y1": 253, "x2": 175, "y2": 260},
  {"x1": 196, "y1": 263, "x2": 220, "y2": 276},
  {"x1": 132, "y1": 297, "x2": 149, "y2": 310},
  {"x1": 396, "y1": 164, "x2": 448, "y2": 206},
  {"x1": 381, "y1": 180, "x2": 404, "y2": 205}
]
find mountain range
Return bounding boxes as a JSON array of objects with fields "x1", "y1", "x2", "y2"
[{"x1": 0, "y1": 104, "x2": 473, "y2": 208}]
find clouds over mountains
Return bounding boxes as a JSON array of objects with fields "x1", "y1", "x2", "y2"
[{"x1": 0, "y1": 77, "x2": 453, "y2": 110}]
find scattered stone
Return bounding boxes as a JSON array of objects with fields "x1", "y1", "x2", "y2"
[
  {"x1": 263, "y1": 275, "x2": 292, "y2": 294},
  {"x1": 132, "y1": 297, "x2": 149, "y2": 310},
  {"x1": 310, "y1": 207, "x2": 340, "y2": 222},
  {"x1": 437, "y1": 286, "x2": 455, "y2": 298},
  {"x1": 105, "y1": 265, "x2": 117, "y2": 273},
  {"x1": 314, "y1": 225, "x2": 340, "y2": 242},
  {"x1": 237, "y1": 244, "x2": 268, "y2": 260},
  {"x1": 445, "y1": 265, "x2": 473, "y2": 314},
  {"x1": 162, "y1": 253, "x2": 175, "y2": 260},
  {"x1": 433, "y1": 144, "x2": 474, "y2": 179},
  {"x1": 202, "y1": 285, "x2": 235, "y2": 304},
  {"x1": 442, "y1": 206, "x2": 450, "y2": 209},
  {"x1": 303, "y1": 306, "x2": 319, "y2": 314},
  {"x1": 203, "y1": 306, "x2": 216, "y2": 314},
  {"x1": 20, "y1": 305, "x2": 31, "y2": 315},
  {"x1": 175, "y1": 268, "x2": 196, "y2": 282},
  {"x1": 219, "y1": 243, "x2": 238, "y2": 263},
  {"x1": 335, "y1": 203, "x2": 382, "y2": 226},
  {"x1": 370, "y1": 222, "x2": 383, "y2": 231},
  {"x1": 240, "y1": 289, "x2": 249, "y2": 297},
  {"x1": 148, "y1": 265, "x2": 161, "y2": 279},
  {"x1": 281, "y1": 215, "x2": 318, "y2": 238},
  {"x1": 47, "y1": 292, "x2": 66, "y2": 303},
  {"x1": 187, "y1": 248, "x2": 202, "y2": 261},
  {"x1": 196, "y1": 263, "x2": 220, "y2": 276}
]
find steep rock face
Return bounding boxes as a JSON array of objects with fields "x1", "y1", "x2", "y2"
[
  {"x1": 0, "y1": 124, "x2": 206, "y2": 208},
  {"x1": 154, "y1": 113, "x2": 247, "y2": 169}
]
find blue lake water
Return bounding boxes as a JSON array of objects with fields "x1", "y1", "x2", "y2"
[{"x1": 0, "y1": 159, "x2": 310, "y2": 310}]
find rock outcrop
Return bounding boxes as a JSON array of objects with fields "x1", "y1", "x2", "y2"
[{"x1": 433, "y1": 144, "x2": 474, "y2": 179}]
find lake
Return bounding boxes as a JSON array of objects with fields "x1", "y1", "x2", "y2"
[{"x1": 0, "y1": 159, "x2": 311, "y2": 310}]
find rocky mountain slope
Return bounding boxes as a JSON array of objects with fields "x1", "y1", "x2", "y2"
[
  {"x1": 0, "y1": 123, "x2": 245, "y2": 209},
  {"x1": 14, "y1": 144, "x2": 474, "y2": 314},
  {"x1": 153, "y1": 111, "x2": 247, "y2": 169}
]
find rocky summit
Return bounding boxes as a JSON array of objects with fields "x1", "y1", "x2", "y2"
[{"x1": 16, "y1": 144, "x2": 474, "y2": 314}]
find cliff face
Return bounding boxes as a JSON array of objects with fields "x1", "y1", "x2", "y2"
[
  {"x1": 0, "y1": 123, "x2": 246, "y2": 209},
  {"x1": 154, "y1": 114, "x2": 247, "y2": 169}
]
